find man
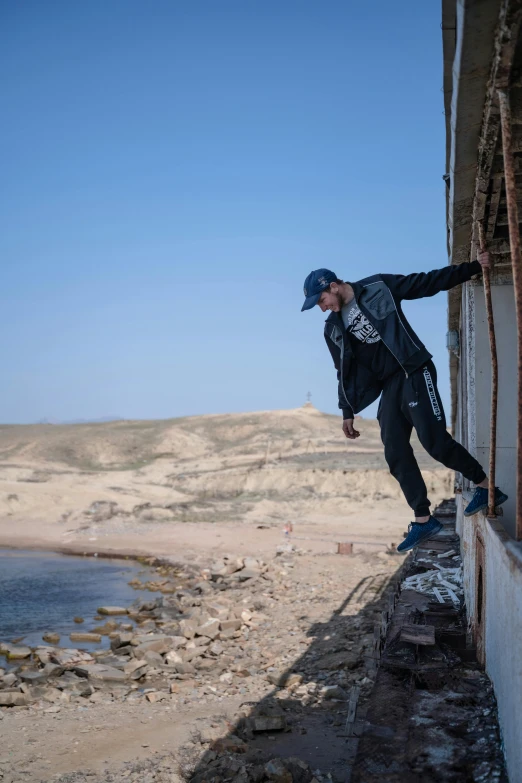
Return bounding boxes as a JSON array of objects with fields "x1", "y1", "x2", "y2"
[{"x1": 301, "y1": 255, "x2": 508, "y2": 552}]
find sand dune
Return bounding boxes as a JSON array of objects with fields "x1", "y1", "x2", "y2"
[{"x1": 0, "y1": 405, "x2": 451, "y2": 555}]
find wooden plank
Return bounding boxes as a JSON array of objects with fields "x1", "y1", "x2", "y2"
[
  {"x1": 400, "y1": 624, "x2": 436, "y2": 646},
  {"x1": 487, "y1": 175, "x2": 503, "y2": 241},
  {"x1": 346, "y1": 685, "x2": 360, "y2": 723},
  {"x1": 345, "y1": 685, "x2": 361, "y2": 736}
]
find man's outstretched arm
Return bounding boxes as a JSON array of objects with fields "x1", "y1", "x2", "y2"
[{"x1": 386, "y1": 251, "x2": 491, "y2": 301}]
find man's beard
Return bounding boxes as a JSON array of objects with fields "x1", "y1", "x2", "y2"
[{"x1": 334, "y1": 292, "x2": 344, "y2": 310}]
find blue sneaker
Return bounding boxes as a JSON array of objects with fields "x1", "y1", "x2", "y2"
[
  {"x1": 463, "y1": 486, "x2": 508, "y2": 517},
  {"x1": 396, "y1": 516, "x2": 443, "y2": 553}
]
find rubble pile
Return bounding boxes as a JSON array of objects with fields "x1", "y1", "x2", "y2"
[
  {"x1": 401, "y1": 563, "x2": 463, "y2": 605},
  {"x1": 0, "y1": 549, "x2": 380, "y2": 716},
  {"x1": 45, "y1": 747, "x2": 332, "y2": 783},
  {"x1": 0, "y1": 547, "x2": 396, "y2": 783}
]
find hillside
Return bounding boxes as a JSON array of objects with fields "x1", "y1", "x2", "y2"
[
  {"x1": 0, "y1": 404, "x2": 438, "y2": 471},
  {"x1": 0, "y1": 405, "x2": 451, "y2": 546}
]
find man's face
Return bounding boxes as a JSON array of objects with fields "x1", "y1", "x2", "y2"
[{"x1": 318, "y1": 284, "x2": 343, "y2": 313}]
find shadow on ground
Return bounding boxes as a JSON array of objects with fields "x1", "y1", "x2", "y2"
[{"x1": 183, "y1": 565, "x2": 402, "y2": 783}]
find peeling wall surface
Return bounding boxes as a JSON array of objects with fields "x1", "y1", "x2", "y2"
[
  {"x1": 471, "y1": 280, "x2": 518, "y2": 537},
  {"x1": 444, "y1": 2, "x2": 522, "y2": 780},
  {"x1": 456, "y1": 275, "x2": 521, "y2": 780},
  {"x1": 456, "y1": 500, "x2": 522, "y2": 782}
]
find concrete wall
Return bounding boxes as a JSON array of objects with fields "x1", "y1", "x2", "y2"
[
  {"x1": 456, "y1": 500, "x2": 522, "y2": 783},
  {"x1": 455, "y1": 275, "x2": 522, "y2": 782}
]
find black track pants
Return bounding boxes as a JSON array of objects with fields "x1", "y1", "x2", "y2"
[{"x1": 377, "y1": 360, "x2": 486, "y2": 517}]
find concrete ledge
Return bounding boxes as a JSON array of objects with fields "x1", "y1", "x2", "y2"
[{"x1": 456, "y1": 496, "x2": 522, "y2": 782}]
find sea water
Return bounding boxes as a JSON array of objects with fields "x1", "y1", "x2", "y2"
[{"x1": 0, "y1": 548, "x2": 160, "y2": 652}]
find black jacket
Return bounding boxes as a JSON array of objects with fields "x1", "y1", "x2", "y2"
[{"x1": 324, "y1": 260, "x2": 482, "y2": 419}]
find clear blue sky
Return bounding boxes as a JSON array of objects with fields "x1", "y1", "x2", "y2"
[{"x1": 1, "y1": 0, "x2": 449, "y2": 424}]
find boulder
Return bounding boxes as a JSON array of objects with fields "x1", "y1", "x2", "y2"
[
  {"x1": 130, "y1": 633, "x2": 171, "y2": 647},
  {"x1": 206, "y1": 603, "x2": 230, "y2": 620},
  {"x1": 174, "y1": 662, "x2": 195, "y2": 675},
  {"x1": 196, "y1": 658, "x2": 217, "y2": 672},
  {"x1": 283, "y1": 758, "x2": 314, "y2": 783},
  {"x1": 55, "y1": 677, "x2": 94, "y2": 697},
  {"x1": 30, "y1": 685, "x2": 68, "y2": 703},
  {"x1": 145, "y1": 691, "x2": 168, "y2": 703},
  {"x1": 19, "y1": 670, "x2": 50, "y2": 685},
  {"x1": 220, "y1": 619, "x2": 242, "y2": 632},
  {"x1": 164, "y1": 650, "x2": 183, "y2": 666},
  {"x1": 168, "y1": 635, "x2": 187, "y2": 650},
  {"x1": 134, "y1": 639, "x2": 173, "y2": 658},
  {"x1": 143, "y1": 650, "x2": 164, "y2": 666},
  {"x1": 234, "y1": 568, "x2": 261, "y2": 581},
  {"x1": 42, "y1": 663, "x2": 63, "y2": 678},
  {"x1": 0, "y1": 692, "x2": 29, "y2": 707},
  {"x1": 91, "y1": 653, "x2": 127, "y2": 669},
  {"x1": 92, "y1": 621, "x2": 119, "y2": 635},
  {"x1": 181, "y1": 647, "x2": 205, "y2": 663},
  {"x1": 110, "y1": 632, "x2": 134, "y2": 651},
  {"x1": 321, "y1": 684, "x2": 348, "y2": 700},
  {"x1": 2, "y1": 673, "x2": 17, "y2": 687},
  {"x1": 286, "y1": 673, "x2": 303, "y2": 688},
  {"x1": 210, "y1": 561, "x2": 228, "y2": 579},
  {"x1": 266, "y1": 670, "x2": 289, "y2": 687},
  {"x1": 123, "y1": 660, "x2": 149, "y2": 680},
  {"x1": 264, "y1": 759, "x2": 292, "y2": 783},
  {"x1": 179, "y1": 619, "x2": 197, "y2": 639},
  {"x1": 34, "y1": 647, "x2": 56, "y2": 665},
  {"x1": 5, "y1": 645, "x2": 32, "y2": 660},
  {"x1": 42, "y1": 633, "x2": 60, "y2": 644},
  {"x1": 219, "y1": 628, "x2": 238, "y2": 641},
  {"x1": 252, "y1": 715, "x2": 287, "y2": 732}
]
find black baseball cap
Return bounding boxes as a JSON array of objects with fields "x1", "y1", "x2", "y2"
[{"x1": 301, "y1": 268, "x2": 338, "y2": 311}]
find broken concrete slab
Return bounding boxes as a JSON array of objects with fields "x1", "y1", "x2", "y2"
[
  {"x1": 73, "y1": 664, "x2": 127, "y2": 682},
  {"x1": 0, "y1": 692, "x2": 29, "y2": 707},
  {"x1": 123, "y1": 659, "x2": 149, "y2": 679},
  {"x1": 195, "y1": 619, "x2": 220, "y2": 639},
  {"x1": 97, "y1": 607, "x2": 128, "y2": 616},
  {"x1": 4, "y1": 645, "x2": 32, "y2": 660},
  {"x1": 51, "y1": 649, "x2": 95, "y2": 668},
  {"x1": 42, "y1": 632, "x2": 60, "y2": 644},
  {"x1": 69, "y1": 632, "x2": 102, "y2": 643}
]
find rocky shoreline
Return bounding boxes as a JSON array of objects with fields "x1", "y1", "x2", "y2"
[{"x1": 0, "y1": 545, "x2": 399, "y2": 783}]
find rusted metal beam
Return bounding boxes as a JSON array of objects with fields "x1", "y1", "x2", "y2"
[
  {"x1": 498, "y1": 88, "x2": 522, "y2": 540},
  {"x1": 478, "y1": 222, "x2": 499, "y2": 517},
  {"x1": 487, "y1": 176, "x2": 504, "y2": 241}
]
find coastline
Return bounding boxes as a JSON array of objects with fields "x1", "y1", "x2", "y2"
[{"x1": 0, "y1": 504, "x2": 402, "y2": 567}]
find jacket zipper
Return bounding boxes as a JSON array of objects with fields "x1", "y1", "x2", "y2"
[
  {"x1": 378, "y1": 335, "x2": 409, "y2": 378},
  {"x1": 339, "y1": 335, "x2": 355, "y2": 412},
  {"x1": 353, "y1": 293, "x2": 409, "y2": 379}
]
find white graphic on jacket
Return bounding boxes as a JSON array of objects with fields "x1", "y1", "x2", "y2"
[{"x1": 345, "y1": 304, "x2": 381, "y2": 344}]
